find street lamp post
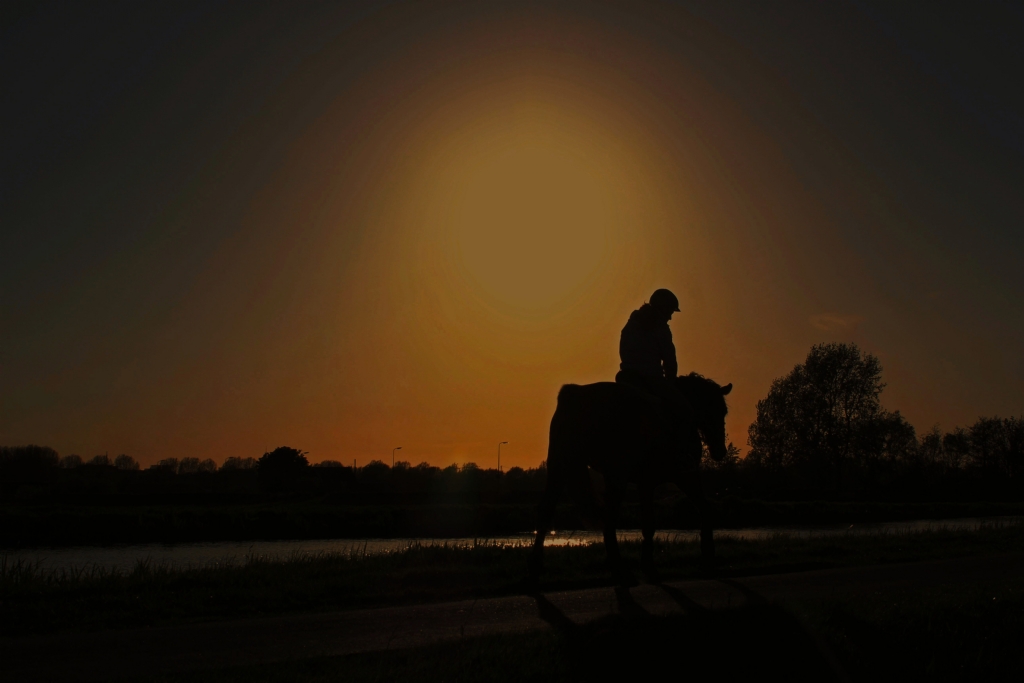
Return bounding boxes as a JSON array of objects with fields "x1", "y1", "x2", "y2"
[
  {"x1": 392, "y1": 446, "x2": 402, "y2": 468},
  {"x1": 498, "y1": 441, "x2": 508, "y2": 473}
]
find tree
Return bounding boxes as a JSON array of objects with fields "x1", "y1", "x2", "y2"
[
  {"x1": 968, "y1": 417, "x2": 1007, "y2": 475},
  {"x1": 1004, "y1": 417, "x2": 1024, "y2": 480},
  {"x1": 942, "y1": 427, "x2": 971, "y2": 471},
  {"x1": 964, "y1": 416, "x2": 1024, "y2": 480},
  {"x1": 257, "y1": 447, "x2": 309, "y2": 491},
  {"x1": 114, "y1": 454, "x2": 139, "y2": 471},
  {"x1": 869, "y1": 410, "x2": 917, "y2": 463},
  {"x1": 918, "y1": 427, "x2": 945, "y2": 468},
  {"x1": 747, "y1": 343, "x2": 892, "y2": 493},
  {"x1": 0, "y1": 445, "x2": 59, "y2": 489}
]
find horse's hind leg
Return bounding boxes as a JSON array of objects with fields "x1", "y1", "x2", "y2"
[
  {"x1": 639, "y1": 483, "x2": 657, "y2": 576},
  {"x1": 697, "y1": 498, "x2": 715, "y2": 570},
  {"x1": 602, "y1": 483, "x2": 630, "y2": 583},
  {"x1": 528, "y1": 467, "x2": 565, "y2": 580}
]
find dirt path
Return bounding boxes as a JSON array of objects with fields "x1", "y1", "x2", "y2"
[{"x1": 3, "y1": 553, "x2": 1022, "y2": 683}]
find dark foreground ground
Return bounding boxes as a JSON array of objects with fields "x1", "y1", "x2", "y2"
[
  {"x1": 4, "y1": 524, "x2": 1024, "y2": 682},
  {"x1": 2, "y1": 552, "x2": 1023, "y2": 683}
]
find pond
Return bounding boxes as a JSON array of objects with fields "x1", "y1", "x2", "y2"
[{"x1": 4, "y1": 516, "x2": 1019, "y2": 574}]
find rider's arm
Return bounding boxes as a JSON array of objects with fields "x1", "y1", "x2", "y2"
[{"x1": 662, "y1": 328, "x2": 678, "y2": 378}]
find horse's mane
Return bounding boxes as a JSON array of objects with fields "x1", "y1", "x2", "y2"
[{"x1": 675, "y1": 372, "x2": 729, "y2": 414}]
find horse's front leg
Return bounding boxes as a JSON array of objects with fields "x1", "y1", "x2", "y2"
[
  {"x1": 639, "y1": 482, "x2": 657, "y2": 576},
  {"x1": 679, "y1": 470, "x2": 715, "y2": 573}
]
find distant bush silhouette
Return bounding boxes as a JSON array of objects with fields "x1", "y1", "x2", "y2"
[
  {"x1": 154, "y1": 458, "x2": 179, "y2": 472},
  {"x1": 177, "y1": 457, "x2": 217, "y2": 474},
  {"x1": 59, "y1": 454, "x2": 83, "y2": 469},
  {"x1": 113, "y1": 454, "x2": 139, "y2": 471},
  {"x1": 221, "y1": 456, "x2": 257, "y2": 471},
  {"x1": 178, "y1": 457, "x2": 201, "y2": 474},
  {"x1": 258, "y1": 447, "x2": 309, "y2": 491}
]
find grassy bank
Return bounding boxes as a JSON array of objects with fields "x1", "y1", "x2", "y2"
[
  {"x1": 4, "y1": 499, "x2": 1024, "y2": 547},
  {"x1": 4, "y1": 522, "x2": 1023, "y2": 637}
]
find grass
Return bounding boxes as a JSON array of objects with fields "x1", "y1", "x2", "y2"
[{"x1": 3, "y1": 523, "x2": 1024, "y2": 637}]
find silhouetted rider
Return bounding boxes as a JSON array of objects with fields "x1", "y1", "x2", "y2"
[
  {"x1": 616, "y1": 289, "x2": 691, "y2": 457},
  {"x1": 618, "y1": 288, "x2": 679, "y2": 385}
]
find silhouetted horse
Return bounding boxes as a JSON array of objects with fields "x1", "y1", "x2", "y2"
[{"x1": 529, "y1": 373, "x2": 732, "y2": 581}]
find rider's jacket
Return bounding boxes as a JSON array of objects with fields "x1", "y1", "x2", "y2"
[{"x1": 618, "y1": 304, "x2": 678, "y2": 380}]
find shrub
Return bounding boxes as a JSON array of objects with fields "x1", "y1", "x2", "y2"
[
  {"x1": 59, "y1": 455, "x2": 83, "y2": 469},
  {"x1": 153, "y1": 458, "x2": 179, "y2": 473},
  {"x1": 113, "y1": 454, "x2": 139, "y2": 471},
  {"x1": 221, "y1": 457, "x2": 257, "y2": 471}
]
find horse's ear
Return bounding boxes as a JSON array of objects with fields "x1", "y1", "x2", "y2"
[{"x1": 721, "y1": 383, "x2": 733, "y2": 395}]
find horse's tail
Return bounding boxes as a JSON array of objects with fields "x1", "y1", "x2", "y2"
[{"x1": 548, "y1": 384, "x2": 603, "y2": 529}]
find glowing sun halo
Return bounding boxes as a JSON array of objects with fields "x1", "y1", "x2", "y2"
[{"x1": 450, "y1": 141, "x2": 613, "y2": 315}]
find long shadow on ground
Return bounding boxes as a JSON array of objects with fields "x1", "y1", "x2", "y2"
[
  {"x1": 535, "y1": 586, "x2": 839, "y2": 682},
  {"x1": 149, "y1": 600, "x2": 840, "y2": 683}
]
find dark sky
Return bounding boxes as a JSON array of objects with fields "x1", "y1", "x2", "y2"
[{"x1": 3, "y1": 1, "x2": 1023, "y2": 465}]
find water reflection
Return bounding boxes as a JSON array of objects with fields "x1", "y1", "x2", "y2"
[{"x1": 4, "y1": 517, "x2": 1019, "y2": 574}]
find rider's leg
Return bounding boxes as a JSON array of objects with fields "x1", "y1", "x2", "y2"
[{"x1": 650, "y1": 380, "x2": 696, "y2": 465}]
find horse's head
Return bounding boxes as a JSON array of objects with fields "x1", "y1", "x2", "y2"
[{"x1": 674, "y1": 373, "x2": 732, "y2": 461}]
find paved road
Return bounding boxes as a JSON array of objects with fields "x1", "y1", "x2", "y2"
[{"x1": 3, "y1": 553, "x2": 1022, "y2": 683}]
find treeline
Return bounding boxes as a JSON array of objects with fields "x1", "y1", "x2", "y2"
[
  {"x1": 0, "y1": 446, "x2": 547, "y2": 505},
  {"x1": 3, "y1": 343, "x2": 1022, "y2": 506},
  {"x1": 702, "y1": 414, "x2": 1024, "y2": 502}
]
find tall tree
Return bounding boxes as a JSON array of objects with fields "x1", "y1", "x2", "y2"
[{"x1": 747, "y1": 343, "x2": 890, "y2": 492}]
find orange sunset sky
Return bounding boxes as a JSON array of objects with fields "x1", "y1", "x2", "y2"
[{"x1": 3, "y1": 2, "x2": 1023, "y2": 469}]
